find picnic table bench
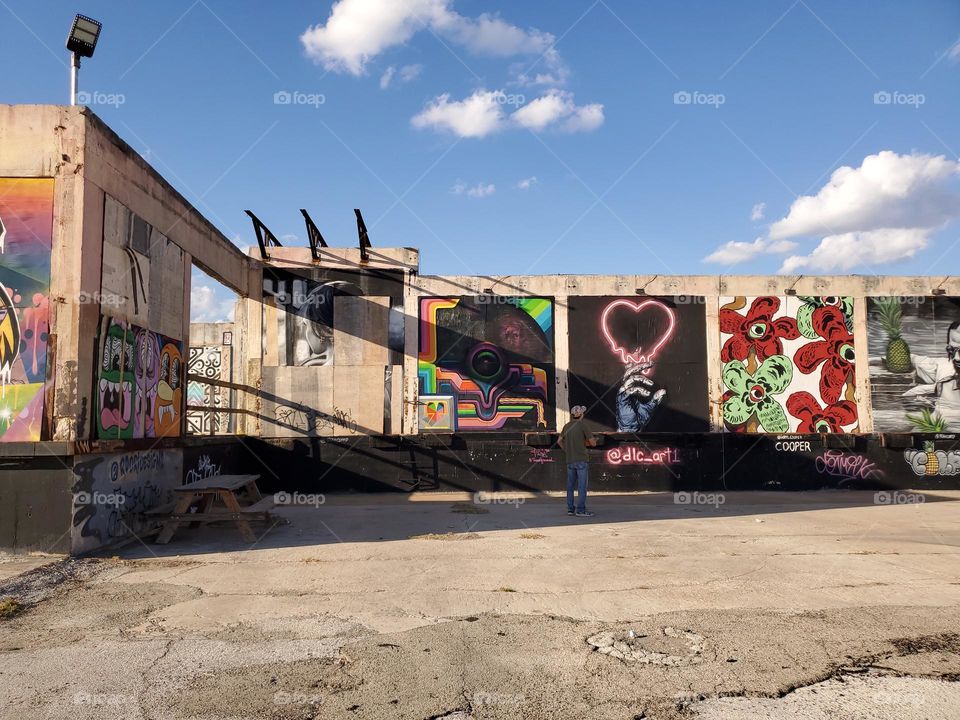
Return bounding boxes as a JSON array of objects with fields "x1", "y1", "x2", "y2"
[{"x1": 152, "y1": 474, "x2": 277, "y2": 545}]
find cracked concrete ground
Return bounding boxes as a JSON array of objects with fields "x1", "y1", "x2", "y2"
[{"x1": 0, "y1": 490, "x2": 959, "y2": 719}]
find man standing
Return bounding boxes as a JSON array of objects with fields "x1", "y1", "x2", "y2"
[{"x1": 559, "y1": 405, "x2": 596, "y2": 517}]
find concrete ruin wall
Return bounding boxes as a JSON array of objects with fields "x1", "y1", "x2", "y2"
[
  {"x1": 244, "y1": 263, "x2": 960, "y2": 438},
  {"x1": 0, "y1": 105, "x2": 257, "y2": 552},
  {"x1": 1, "y1": 104, "x2": 958, "y2": 555}
]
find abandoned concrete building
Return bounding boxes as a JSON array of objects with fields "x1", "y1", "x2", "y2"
[{"x1": 1, "y1": 104, "x2": 958, "y2": 554}]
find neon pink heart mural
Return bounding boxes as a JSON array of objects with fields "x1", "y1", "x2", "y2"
[{"x1": 600, "y1": 299, "x2": 677, "y2": 365}]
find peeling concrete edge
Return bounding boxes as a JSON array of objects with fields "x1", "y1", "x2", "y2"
[{"x1": 0, "y1": 557, "x2": 110, "y2": 610}]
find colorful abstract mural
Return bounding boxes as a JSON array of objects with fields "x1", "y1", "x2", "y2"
[
  {"x1": 418, "y1": 296, "x2": 554, "y2": 431},
  {"x1": 0, "y1": 178, "x2": 53, "y2": 441},
  {"x1": 568, "y1": 296, "x2": 709, "y2": 432},
  {"x1": 720, "y1": 296, "x2": 859, "y2": 433},
  {"x1": 868, "y1": 296, "x2": 960, "y2": 432},
  {"x1": 96, "y1": 316, "x2": 183, "y2": 439}
]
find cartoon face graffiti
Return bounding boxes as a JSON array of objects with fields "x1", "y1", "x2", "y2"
[
  {"x1": 98, "y1": 320, "x2": 135, "y2": 438},
  {"x1": 154, "y1": 342, "x2": 182, "y2": 436},
  {"x1": 134, "y1": 329, "x2": 161, "y2": 437}
]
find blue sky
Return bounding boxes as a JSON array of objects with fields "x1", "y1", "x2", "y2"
[{"x1": 2, "y1": 1, "x2": 959, "y2": 320}]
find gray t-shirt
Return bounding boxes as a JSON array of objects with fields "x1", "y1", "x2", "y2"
[{"x1": 561, "y1": 419, "x2": 589, "y2": 464}]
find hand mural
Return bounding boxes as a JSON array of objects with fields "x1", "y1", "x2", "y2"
[{"x1": 615, "y1": 358, "x2": 666, "y2": 432}]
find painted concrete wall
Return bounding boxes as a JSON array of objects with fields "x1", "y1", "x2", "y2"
[
  {"x1": 0, "y1": 105, "x2": 256, "y2": 445},
  {"x1": 0, "y1": 105, "x2": 258, "y2": 553},
  {"x1": 241, "y1": 262, "x2": 960, "y2": 440},
  {"x1": 2, "y1": 105, "x2": 959, "y2": 555}
]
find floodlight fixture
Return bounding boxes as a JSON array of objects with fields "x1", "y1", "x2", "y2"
[{"x1": 65, "y1": 14, "x2": 102, "y2": 105}]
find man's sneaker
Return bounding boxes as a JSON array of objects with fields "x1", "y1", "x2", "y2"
[
  {"x1": 567, "y1": 509, "x2": 575, "y2": 516},
  {"x1": 575, "y1": 510, "x2": 595, "y2": 517}
]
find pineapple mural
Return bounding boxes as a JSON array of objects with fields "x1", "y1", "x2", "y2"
[
  {"x1": 904, "y1": 441, "x2": 960, "y2": 477},
  {"x1": 922, "y1": 441, "x2": 939, "y2": 476},
  {"x1": 873, "y1": 297, "x2": 912, "y2": 373},
  {"x1": 868, "y1": 295, "x2": 960, "y2": 432}
]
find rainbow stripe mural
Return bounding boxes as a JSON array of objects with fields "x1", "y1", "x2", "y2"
[
  {"x1": 0, "y1": 178, "x2": 53, "y2": 441},
  {"x1": 418, "y1": 296, "x2": 554, "y2": 431}
]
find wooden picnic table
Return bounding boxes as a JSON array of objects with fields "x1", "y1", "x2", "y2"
[{"x1": 154, "y1": 474, "x2": 275, "y2": 545}]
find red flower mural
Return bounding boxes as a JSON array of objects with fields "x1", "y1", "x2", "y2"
[
  {"x1": 720, "y1": 296, "x2": 800, "y2": 362},
  {"x1": 786, "y1": 391, "x2": 857, "y2": 433},
  {"x1": 793, "y1": 306, "x2": 855, "y2": 404}
]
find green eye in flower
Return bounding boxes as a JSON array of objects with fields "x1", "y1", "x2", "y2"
[
  {"x1": 748, "y1": 322, "x2": 767, "y2": 338},
  {"x1": 722, "y1": 355, "x2": 794, "y2": 432}
]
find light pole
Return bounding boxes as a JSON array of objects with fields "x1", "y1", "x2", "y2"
[{"x1": 65, "y1": 14, "x2": 102, "y2": 105}]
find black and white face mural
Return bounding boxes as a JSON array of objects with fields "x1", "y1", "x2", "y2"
[
  {"x1": 262, "y1": 268, "x2": 405, "y2": 367},
  {"x1": 868, "y1": 296, "x2": 960, "y2": 432}
]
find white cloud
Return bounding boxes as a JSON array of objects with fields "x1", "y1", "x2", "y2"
[
  {"x1": 432, "y1": 10, "x2": 552, "y2": 56},
  {"x1": 511, "y1": 48, "x2": 569, "y2": 87},
  {"x1": 562, "y1": 103, "x2": 604, "y2": 133},
  {"x1": 511, "y1": 90, "x2": 604, "y2": 133},
  {"x1": 750, "y1": 202, "x2": 766, "y2": 221},
  {"x1": 381, "y1": 63, "x2": 422, "y2": 89},
  {"x1": 301, "y1": 0, "x2": 557, "y2": 75},
  {"x1": 191, "y1": 284, "x2": 236, "y2": 323},
  {"x1": 765, "y1": 151, "x2": 960, "y2": 272},
  {"x1": 411, "y1": 90, "x2": 506, "y2": 138},
  {"x1": 379, "y1": 65, "x2": 396, "y2": 89},
  {"x1": 511, "y1": 91, "x2": 570, "y2": 131},
  {"x1": 703, "y1": 237, "x2": 797, "y2": 265},
  {"x1": 769, "y1": 151, "x2": 960, "y2": 240},
  {"x1": 451, "y1": 180, "x2": 495, "y2": 198},
  {"x1": 399, "y1": 63, "x2": 423, "y2": 82},
  {"x1": 516, "y1": 176, "x2": 538, "y2": 190},
  {"x1": 412, "y1": 89, "x2": 603, "y2": 138},
  {"x1": 778, "y1": 228, "x2": 931, "y2": 274}
]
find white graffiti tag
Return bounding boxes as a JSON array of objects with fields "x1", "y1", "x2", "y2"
[{"x1": 904, "y1": 448, "x2": 960, "y2": 477}]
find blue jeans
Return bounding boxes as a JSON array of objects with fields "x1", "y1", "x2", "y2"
[{"x1": 566, "y1": 461, "x2": 589, "y2": 513}]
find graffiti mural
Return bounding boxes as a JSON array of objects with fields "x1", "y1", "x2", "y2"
[
  {"x1": 868, "y1": 296, "x2": 960, "y2": 431},
  {"x1": 187, "y1": 346, "x2": 225, "y2": 434},
  {"x1": 262, "y1": 267, "x2": 404, "y2": 366},
  {"x1": 96, "y1": 316, "x2": 183, "y2": 439},
  {"x1": 71, "y1": 449, "x2": 182, "y2": 555},
  {"x1": 904, "y1": 442, "x2": 960, "y2": 476},
  {"x1": 0, "y1": 178, "x2": 53, "y2": 441},
  {"x1": 418, "y1": 394, "x2": 455, "y2": 431},
  {"x1": 418, "y1": 296, "x2": 554, "y2": 431},
  {"x1": 568, "y1": 296, "x2": 708, "y2": 432},
  {"x1": 720, "y1": 296, "x2": 859, "y2": 433}
]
